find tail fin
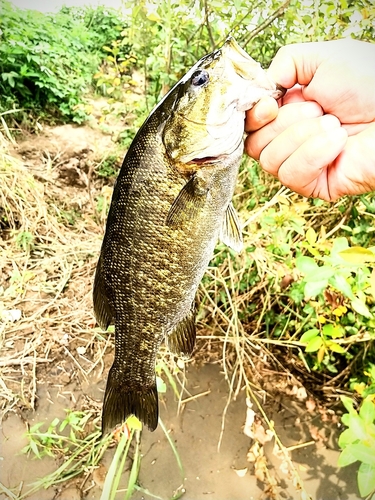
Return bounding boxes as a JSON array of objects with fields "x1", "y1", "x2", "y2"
[{"x1": 101, "y1": 366, "x2": 158, "y2": 435}]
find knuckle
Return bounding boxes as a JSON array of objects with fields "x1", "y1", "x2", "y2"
[
  {"x1": 259, "y1": 149, "x2": 275, "y2": 174},
  {"x1": 244, "y1": 135, "x2": 261, "y2": 160}
]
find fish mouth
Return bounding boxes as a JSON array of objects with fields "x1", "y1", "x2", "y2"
[{"x1": 188, "y1": 156, "x2": 222, "y2": 165}]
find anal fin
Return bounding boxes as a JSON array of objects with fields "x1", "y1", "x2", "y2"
[
  {"x1": 219, "y1": 202, "x2": 243, "y2": 252},
  {"x1": 167, "y1": 305, "x2": 196, "y2": 357}
]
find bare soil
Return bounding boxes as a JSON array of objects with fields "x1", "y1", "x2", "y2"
[{"x1": 0, "y1": 117, "x2": 360, "y2": 500}]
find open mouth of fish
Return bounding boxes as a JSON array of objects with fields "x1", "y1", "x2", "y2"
[{"x1": 189, "y1": 156, "x2": 219, "y2": 164}]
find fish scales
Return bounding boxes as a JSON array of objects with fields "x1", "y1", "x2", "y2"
[{"x1": 93, "y1": 38, "x2": 285, "y2": 434}]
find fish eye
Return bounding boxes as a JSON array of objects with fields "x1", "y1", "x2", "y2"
[{"x1": 191, "y1": 70, "x2": 209, "y2": 87}]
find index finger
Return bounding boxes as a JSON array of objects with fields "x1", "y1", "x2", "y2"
[{"x1": 267, "y1": 41, "x2": 333, "y2": 88}]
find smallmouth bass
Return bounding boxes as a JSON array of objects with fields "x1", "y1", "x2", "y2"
[{"x1": 93, "y1": 38, "x2": 285, "y2": 434}]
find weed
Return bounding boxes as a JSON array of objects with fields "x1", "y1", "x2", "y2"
[
  {"x1": 338, "y1": 396, "x2": 375, "y2": 499},
  {"x1": 0, "y1": 1, "x2": 126, "y2": 124},
  {"x1": 15, "y1": 230, "x2": 34, "y2": 252},
  {"x1": 20, "y1": 410, "x2": 111, "y2": 498},
  {"x1": 96, "y1": 154, "x2": 121, "y2": 178}
]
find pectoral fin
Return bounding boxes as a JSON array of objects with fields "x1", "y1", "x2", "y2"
[
  {"x1": 220, "y1": 202, "x2": 243, "y2": 252},
  {"x1": 167, "y1": 304, "x2": 196, "y2": 357},
  {"x1": 166, "y1": 174, "x2": 209, "y2": 228}
]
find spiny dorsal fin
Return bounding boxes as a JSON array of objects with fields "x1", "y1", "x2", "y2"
[
  {"x1": 220, "y1": 202, "x2": 243, "y2": 252},
  {"x1": 167, "y1": 304, "x2": 196, "y2": 357}
]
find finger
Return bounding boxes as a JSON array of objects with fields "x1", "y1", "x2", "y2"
[
  {"x1": 245, "y1": 96, "x2": 279, "y2": 132},
  {"x1": 267, "y1": 42, "x2": 329, "y2": 88},
  {"x1": 245, "y1": 101, "x2": 323, "y2": 160},
  {"x1": 274, "y1": 125, "x2": 348, "y2": 200},
  {"x1": 260, "y1": 114, "x2": 342, "y2": 176},
  {"x1": 325, "y1": 122, "x2": 375, "y2": 199},
  {"x1": 281, "y1": 85, "x2": 306, "y2": 105}
]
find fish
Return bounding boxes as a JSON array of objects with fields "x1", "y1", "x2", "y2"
[{"x1": 93, "y1": 37, "x2": 285, "y2": 434}]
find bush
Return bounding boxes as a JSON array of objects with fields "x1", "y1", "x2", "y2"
[
  {"x1": 0, "y1": 1, "x2": 126, "y2": 123},
  {"x1": 58, "y1": 4, "x2": 128, "y2": 58}
]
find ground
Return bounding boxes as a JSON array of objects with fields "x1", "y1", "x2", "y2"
[{"x1": 0, "y1": 113, "x2": 360, "y2": 500}]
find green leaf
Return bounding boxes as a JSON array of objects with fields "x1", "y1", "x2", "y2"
[
  {"x1": 347, "y1": 414, "x2": 371, "y2": 442},
  {"x1": 156, "y1": 375, "x2": 167, "y2": 394},
  {"x1": 329, "y1": 274, "x2": 355, "y2": 299},
  {"x1": 323, "y1": 323, "x2": 345, "y2": 339},
  {"x1": 341, "y1": 396, "x2": 356, "y2": 414},
  {"x1": 126, "y1": 415, "x2": 142, "y2": 431},
  {"x1": 50, "y1": 417, "x2": 60, "y2": 428},
  {"x1": 306, "y1": 266, "x2": 335, "y2": 282},
  {"x1": 304, "y1": 280, "x2": 328, "y2": 298},
  {"x1": 296, "y1": 256, "x2": 318, "y2": 274},
  {"x1": 358, "y1": 462, "x2": 375, "y2": 497},
  {"x1": 332, "y1": 237, "x2": 350, "y2": 254},
  {"x1": 339, "y1": 247, "x2": 375, "y2": 264},
  {"x1": 300, "y1": 329, "x2": 320, "y2": 343},
  {"x1": 350, "y1": 443, "x2": 375, "y2": 466},
  {"x1": 305, "y1": 227, "x2": 317, "y2": 245},
  {"x1": 29, "y1": 440, "x2": 41, "y2": 459},
  {"x1": 326, "y1": 341, "x2": 346, "y2": 354},
  {"x1": 338, "y1": 427, "x2": 358, "y2": 448},
  {"x1": 337, "y1": 446, "x2": 358, "y2": 467},
  {"x1": 359, "y1": 398, "x2": 375, "y2": 424},
  {"x1": 305, "y1": 336, "x2": 323, "y2": 352},
  {"x1": 351, "y1": 298, "x2": 373, "y2": 318},
  {"x1": 329, "y1": 237, "x2": 350, "y2": 265}
]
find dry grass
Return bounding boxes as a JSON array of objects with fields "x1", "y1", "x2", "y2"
[{"x1": 0, "y1": 128, "x2": 110, "y2": 420}]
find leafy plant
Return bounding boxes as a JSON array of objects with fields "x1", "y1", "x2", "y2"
[
  {"x1": 338, "y1": 395, "x2": 375, "y2": 499},
  {"x1": 15, "y1": 230, "x2": 34, "y2": 252},
  {"x1": 93, "y1": 41, "x2": 137, "y2": 100},
  {"x1": 96, "y1": 154, "x2": 121, "y2": 178},
  {"x1": 99, "y1": 418, "x2": 141, "y2": 500},
  {"x1": 0, "y1": 1, "x2": 126, "y2": 123},
  {"x1": 59, "y1": 4, "x2": 128, "y2": 57},
  {"x1": 21, "y1": 410, "x2": 111, "y2": 498}
]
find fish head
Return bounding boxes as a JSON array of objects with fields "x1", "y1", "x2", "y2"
[{"x1": 161, "y1": 37, "x2": 285, "y2": 166}]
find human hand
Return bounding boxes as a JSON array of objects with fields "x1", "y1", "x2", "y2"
[{"x1": 245, "y1": 39, "x2": 375, "y2": 201}]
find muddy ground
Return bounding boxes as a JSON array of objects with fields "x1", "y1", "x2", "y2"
[{"x1": 0, "y1": 111, "x2": 361, "y2": 500}]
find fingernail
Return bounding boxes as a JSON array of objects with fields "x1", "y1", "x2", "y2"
[{"x1": 302, "y1": 102, "x2": 323, "y2": 118}]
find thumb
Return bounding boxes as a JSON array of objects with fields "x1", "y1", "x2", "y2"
[{"x1": 267, "y1": 41, "x2": 339, "y2": 89}]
